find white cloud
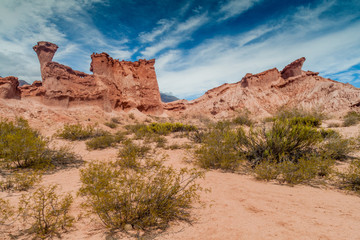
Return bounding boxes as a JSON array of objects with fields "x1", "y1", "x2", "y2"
[
  {"x1": 139, "y1": 19, "x2": 175, "y2": 43},
  {"x1": 156, "y1": 2, "x2": 360, "y2": 99},
  {"x1": 217, "y1": 0, "x2": 262, "y2": 21},
  {"x1": 140, "y1": 13, "x2": 209, "y2": 58}
]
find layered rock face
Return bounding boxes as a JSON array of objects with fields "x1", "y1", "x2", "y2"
[
  {"x1": 0, "y1": 76, "x2": 21, "y2": 99},
  {"x1": 164, "y1": 57, "x2": 360, "y2": 118},
  {"x1": 21, "y1": 41, "x2": 163, "y2": 114}
]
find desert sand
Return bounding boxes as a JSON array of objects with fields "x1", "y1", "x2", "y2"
[{"x1": 1, "y1": 98, "x2": 360, "y2": 240}]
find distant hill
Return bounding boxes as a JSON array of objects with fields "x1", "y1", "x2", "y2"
[
  {"x1": 160, "y1": 92, "x2": 179, "y2": 103},
  {"x1": 19, "y1": 80, "x2": 30, "y2": 86}
]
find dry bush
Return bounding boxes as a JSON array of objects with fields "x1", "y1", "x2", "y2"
[
  {"x1": 0, "y1": 170, "x2": 42, "y2": 192},
  {"x1": 57, "y1": 123, "x2": 108, "y2": 141},
  {"x1": 343, "y1": 111, "x2": 360, "y2": 127},
  {"x1": 19, "y1": 185, "x2": 74, "y2": 239},
  {"x1": 196, "y1": 121, "x2": 242, "y2": 171},
  {"x1": 78, "y1": 160, "x2": 204, "y2": 233},
  {"x1": 117, "y1": 140, "x2": 151, "y2": 169},
  {"x1": 338, "y1": 160, "x2": 360, "y2": 192}
]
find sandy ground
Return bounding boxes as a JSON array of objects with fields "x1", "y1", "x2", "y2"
[{"x1": 1, "y1": 99, "x2": 360, "y2": 239}]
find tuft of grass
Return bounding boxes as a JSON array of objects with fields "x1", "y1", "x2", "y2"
[{"x1": 0, "y1": 197, "x2": 15, "y2": 225}]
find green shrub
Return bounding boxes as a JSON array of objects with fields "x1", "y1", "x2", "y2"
[
  {"x1": 320, "y1": 134, "x2": 353, "y2": 160},
  {"x1": 238, "y1": 119, "x2": 322, "y2": 165},
  {"x1": 125, "y1": 122, "x2": 197, "y2": 138},
  {"x1": 254, "y1": 156, "x2": 334, "y2": 185},
  {"x1": 44, "y1": 146, "x2": 83, "y2": 168},
  {"x1": 117, "y1": 140, "x2": 151, "y2": 169},
  {"x1": 57, "y1": 123, "x2": 108, "y2": 141},
  {"x1": 85, "y1": 133, "x2": 125, "y2": 150},
  {"x1": 253, "y1": 161, "x2": 279, "y2": 181},
  {"x1": 189, "y1": 129, "x2": 208, "y2": 143},
  {"x1": 19, "y1": 185, "x2": 74, "y2": 239},
  {"x1": 338, "y1": 160, "x2": 360, "y2": 192},
  {"x1": 232, "y1": 110, "x2": 253, "y2": 126},
  {"x1": 0, "y1": 170, "x2": 42, "y2": 192},
  {"x1": 196, "y1": 121, "x2": 242, "y2": 171},
  {"x1": 274, "y1": 108, "x2": 325, "y2": 122},
  {"x1": 78, "y1": 161, "x2": 203, "y2": 232},
  {"x1": 343, "y1": 111, "x2": 360, "y2": 127},
  {"x1": 111, "y1": 117, "x2": 121, "y2": 124},
  {"x1": 0, "y1": 118, "x2": 50, "y2": 169},
  {"x1": 104, "y1": 122, "x2": 117, "y2": 129}
]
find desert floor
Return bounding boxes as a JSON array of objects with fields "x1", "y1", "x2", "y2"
[{"x1": 1, "y1": 99, "x2": 360, "y2": 240}]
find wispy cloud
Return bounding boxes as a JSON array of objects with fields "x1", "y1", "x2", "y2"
[
  {"x1": 140, "y1": 13, "x2": 209, "y2": 58},
  {"x1": 217, "y1": 0, "x2": 262, "y2": 21},
  {"x1": 156, "y1": 1, "x2": 360, "y2": 99}
]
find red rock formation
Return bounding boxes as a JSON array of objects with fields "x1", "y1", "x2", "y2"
[
  {"x1": 164, "y1": 57, "x2": 360, "y2": 118},
  {"x1": 21, "y1": 41, "x2": 163, "y2": 114},
  {"x1": 33, "y1": 42, "x2": 58, "y2": 75},
  {"x1": 0, "y1": 76, "x2": 21, "y2": 99},
  {"x1": 281, "y1": 57, "x2": 306, "y2": 79},
  {"x1": 91, "y1": 53, "x2": 162, "y2": 113}
]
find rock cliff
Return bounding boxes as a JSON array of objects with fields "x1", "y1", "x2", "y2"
[
  {"x1": 164, "y1": 57, "x2": 360, "y2": 118},
  {"x1": 20, "y1": 41, "x2": 163, "y2": 114}
]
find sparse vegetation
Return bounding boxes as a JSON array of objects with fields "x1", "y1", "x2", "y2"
[
  {"x1": 104, "y1": 121, "x2": 117, "y2": 129},
  {"x1": 85, "y1": 132, "x2": 126, "y2": 150},
  {"x1": 343, "y1": 111, "x2": 360, "y2": 127},
  {"x1": 232, "y1": 110, "x2": 253, "y2": 126},
  {"x1": 338, "y1": 160, "x2": 360, "y2": 192},
  {"x1": 0, "y1": 197, "x2": 15, "y2": 225},
  {"x1": 196, "y1": 121, "x2": 242, "y2": 171},
  {"x1": 0, "y1": 170, "x2": 42, "y2": 192},
  {"x1": 19, "y1": 185, "x2": 74, "y2": 239},
  {"x1": 126, "y1": 122, "x2": 197, "y2": 138},
  {"x1": 78, "y1": 160, "x2": 204, "y2": 232},
  {"x1": 117, "y1": 140, "x2": 151, "y2": 169},
  {"x1": 57, "y1": 123, "x2": 108, "y2": 141}
]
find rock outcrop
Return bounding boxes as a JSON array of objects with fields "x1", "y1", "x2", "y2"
[
  {"x1": 20, "y1": 42, "x2": 163, "y2": 114},
  {"x1": 0, "y1": 76, "x2": 21, "y2": 99},
  {"x1": 164, "y1": 57, "x2": 360, "y2": 118}
]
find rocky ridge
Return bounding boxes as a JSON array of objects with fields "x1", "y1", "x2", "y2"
[
  {"x1": 164, "y1": 57, "x2": 360, "y2": 118},
  {"x1": 1, "y1": 41, "x2": 360, "y2": 118}
]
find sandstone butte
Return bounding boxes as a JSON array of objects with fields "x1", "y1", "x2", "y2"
[{"x1": 1, "y1": 41, "x2": 360, "y2": 117}]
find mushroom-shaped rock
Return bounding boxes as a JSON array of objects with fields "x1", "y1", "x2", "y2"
[
  {"x1": 33, "y1": 41, "x2": 59, "y2": 75},
  {"x1": 281, "y1": 57, "x2": 306, "y2": 79}
]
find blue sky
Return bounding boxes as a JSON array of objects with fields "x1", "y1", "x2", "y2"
[{"x1": 0, "y1": 0, "x2": 359, "y2": 100}]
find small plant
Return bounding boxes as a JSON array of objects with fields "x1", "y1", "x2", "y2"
[
  {"x1": 128, "y1": 113, "x2": 135, "y2": 120},
  {"x1": 117, "y1": 140, "x2": 151, "y2": 169},
  {"x1": 0, "y1": 118, "x2": 50, "y2": 169},
  {"x1": 111, "y1": 117, "x2": 121, "y2": 124},
  {"x1": 232, "y1": 110, "x2": 253, "y2": 126},
  {"x1": 57, "y1": 123, "x2": 108, "y2": 141},
  {"x1": 125, "y1": 122, "x2": 197, "y2": 138},
  {"x1": 0, "y1": 170, "x2": 42, "y2": 192},
  {"x1": 78, "y1": 161, "x2": 203, "y2": 232},
  {"x1": 104, "y1": 121, "x2": 117, "y2": 129},
  {"x1": 153, "y1": 135, "x2": 167, "y2": 148},
  {"x1": 320, "y1": 133, "x2": 353, "y2": 160},
  {"x1": 44, "y1": 146, "x2": 83, "y2": 168},
  {"x1": 253, "y1": 161, "x2": 279, "y2": 181},
  {"x1": 85, "y1": 133, "x2": 124, "y2": 150},
  {"x1": 327, "y1": 122, "x2": 340, "y2": 128},
  {"x1": 238, "y1": 119, "x2": 322, "y2": 165},
  {"x1": 338, "y1": 160, "x2": 360, "y2": 192},
  {"x1": 343, "y1": 111, "x2": 360, "y2": 127},
  {"x1": 196, "y1": 121, "x2": 242, "y2": 171},
  {"x1": 19, "y1": 185, "x2": 74, "y2": 239}
]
